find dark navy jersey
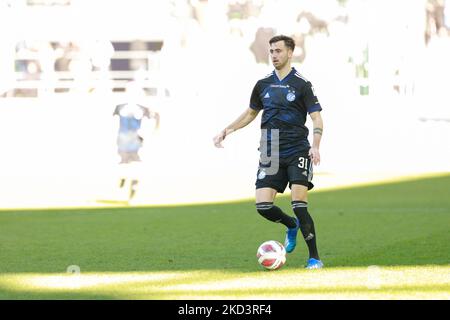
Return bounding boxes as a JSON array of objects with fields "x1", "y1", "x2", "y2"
[{"x1": 249, "y1": 67, "x2": 322, "y2": 158}]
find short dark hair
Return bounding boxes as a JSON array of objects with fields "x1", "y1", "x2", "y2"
[{"x1": 269, "y1": 35, "x2": 295, "y2": 51}]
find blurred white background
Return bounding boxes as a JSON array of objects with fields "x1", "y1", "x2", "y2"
[{"x1": 0, "y1": 0, "x2": 449, "y2": 207}]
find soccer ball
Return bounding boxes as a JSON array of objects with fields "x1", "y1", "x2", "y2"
[{"x1": 256, "y1": 240, "x2": 286, "y2": 270}]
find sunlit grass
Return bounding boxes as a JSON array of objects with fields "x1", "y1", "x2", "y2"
[
  {"x1": 1, "y1": 172, "x2": 448, "y2": 212},
  {"x1": 1, "y1": 266, "x2": 449, "y2": 299},
  {"x1": 0, "y1": 174, "x2": 448, "y2": 299}
]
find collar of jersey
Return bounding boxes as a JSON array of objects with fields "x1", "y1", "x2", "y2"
[{"x1": 273, "y1": 67, "x2": 296, "y2": 83}]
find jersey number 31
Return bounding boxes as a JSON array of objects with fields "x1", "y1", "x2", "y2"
[{"x1": 298, "y1": 157, "x2": 309, "y2": 169}]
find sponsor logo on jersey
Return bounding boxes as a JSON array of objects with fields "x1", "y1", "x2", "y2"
[{"x1": 270, "y1": 84, "x2": 289, "y2": 88}]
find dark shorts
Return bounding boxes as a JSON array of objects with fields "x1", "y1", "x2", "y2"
[{"x1": 255, "y1": 151, "x2": 314, "y2": 193}]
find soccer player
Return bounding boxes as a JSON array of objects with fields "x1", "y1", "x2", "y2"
[
  {"x1": 113, "y1": 82, "x2": 160, "y2": 202},
  {"x1": 213, "y1": 35, "x2": 324, "y2": 269}
]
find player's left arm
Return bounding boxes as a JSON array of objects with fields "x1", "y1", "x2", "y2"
[
  {"x1": 309, "y1": 111, "x2": 323, "y2": 166},
  {"x1": 142, "y1": 105, "x2": 160, "y2": 130}
]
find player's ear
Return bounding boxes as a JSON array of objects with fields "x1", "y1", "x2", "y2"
[{"x1": 288, "y1": 48, "x2": 294, "y2": 59}]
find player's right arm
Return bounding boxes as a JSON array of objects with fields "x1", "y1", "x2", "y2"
[{"x1": 213, "y1": 107, "x2": 260, "y2": 148}]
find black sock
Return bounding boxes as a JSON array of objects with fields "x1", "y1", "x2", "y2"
[
  {"x1": 292, "y1": 201, "x2": 319, "y2": 260},
  {"x1": 256, "y1": 202, "x2": 297, "y2": 229}
]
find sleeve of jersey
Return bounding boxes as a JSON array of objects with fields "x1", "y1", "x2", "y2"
[
  {"x1": 249, "y1": 82, "x2": 263, "y2": 111},
  {"x1": 303, "y1": 82, "x2": 322, "y2": 114}
]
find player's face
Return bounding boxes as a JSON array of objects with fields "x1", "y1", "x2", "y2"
[{"x1": 269, "y1": 41, "x2": 292, "y2": 70}]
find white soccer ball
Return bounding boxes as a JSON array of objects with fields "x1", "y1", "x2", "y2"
[{"x1": 256, "y1": 240, "x2": 286, "y2": 270}]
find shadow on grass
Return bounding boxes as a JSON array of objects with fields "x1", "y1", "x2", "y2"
[{"x1": 0, "y1": 174, "x2": 449, "y2": 274}]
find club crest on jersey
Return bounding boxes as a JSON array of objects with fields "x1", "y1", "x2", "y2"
[{"x1": 286, "y1": 92, "x2": 295, "y2": 102}]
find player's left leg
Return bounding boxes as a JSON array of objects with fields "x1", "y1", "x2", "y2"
[
  {"x1": 291, "y1": 184, "x2": 323, "y2": 269},
  {"x1": 129, "y1": 179, "x2": 139, "y2": 200},
  {"x1": 288, "y1": 152, "x2": 323, "y2": 269},
  {"x1": 127, "y1": 155, "x2": 142, "y2": 202},
  {"x1": 118, "y1": 152, "x2": 129, "y2": 189}
]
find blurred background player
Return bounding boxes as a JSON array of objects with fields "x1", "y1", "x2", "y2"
[{"x1": 113, "y1": 82, "x2": 160, "y2": 203}]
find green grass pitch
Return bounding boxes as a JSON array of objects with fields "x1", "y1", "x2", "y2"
[{"x1": 0, "y1": 174, "x2": 449, "y2": 299}]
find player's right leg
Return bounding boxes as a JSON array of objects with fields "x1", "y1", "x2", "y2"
[
  {"x1": 255, "y1": 187, "x2": 298, "y2": 253},
  {"x1": 255, "y1": 163, "x2": 298, "y2": 253},
  {"x1": 255, "y1": 187, "x2": 297, "y2": 227},
  {"x1": 288, "y1": 153, "x2": 323, "y2": 268}
]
